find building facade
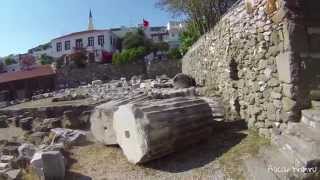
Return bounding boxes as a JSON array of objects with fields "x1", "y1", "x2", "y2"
[
  {"x1": 51, "y1": 29, "x2": 118, "y2": 61},
  {"x1": 28, "y1": 11, "x2": 185, "y2": 63}
]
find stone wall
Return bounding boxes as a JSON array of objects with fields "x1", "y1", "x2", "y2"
[
  {"x1": 56, "y1": 59, "x2": 181, "y2": 88},
  {"x1": 182, "y1": 0, "x2": 319, "y2": 137},
  {"x1": 146, "y1": 59, "x2": 181, "y2": 79}
]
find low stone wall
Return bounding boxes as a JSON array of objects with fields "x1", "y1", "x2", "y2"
[
  {"x1": 146, "y1": 59, "x2": 181, "y2": 79},
  {"x1": 182, "y1": 0, "x2": 319, "y2": 137},
  {"x1": 56, "y1": 59, "x2": 181, "y2": 88},
  {"x1": 56, "y1": 62, "x2": 146, "y2": 88}
]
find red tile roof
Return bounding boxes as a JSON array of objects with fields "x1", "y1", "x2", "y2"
[
  {"x1": 52, "y1": 29, "x2": 110, "y2": 41},
  {"x1": 0, "y1": 65, "x2": 56, "y2": 84}
]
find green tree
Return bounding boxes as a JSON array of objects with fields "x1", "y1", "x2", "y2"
[
  {"x1": 168, "y1": 48, "x2": 183, "y2": 59},
  {"x1": 112, "y1": 47, "x2": 147, "y2": 65},
  {"x1": 39, "y1": 54, "x2": 54, "y2": 65},
  {"x1": 122, "y1": 29, "x2": 146, "y2": 49},
  {"x1": 4, "y1": 57, "x2": 16, "y2": 66},
  {"x1": 179, "y1": 23, "x2": 201, "y2": 55},
  {"x1": 156, "y1": 0, "x2": 236, "y2": 35}
]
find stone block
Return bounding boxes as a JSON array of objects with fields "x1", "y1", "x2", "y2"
[
  {"x1": 271, "y1": 92, "x2": 282, "y2": 99},
  {"x1": 282, "y1": 83, "x2": 294, "y2": 98},
  {"x1": 114, "y1": 97, "x2": 213, "y2": 164},
  {"x1": 6, "y1": 169, "x2": 22, "y2": 180},
  {"x1": 282, "y1": 97, "x2": 296, "y2": 112},
  {"x1": 19, "y1": 117, "x2": 33, "y2": 131},
  {"x1": 0, "y1": 119, "x2": 8, "y2": 129},
  {"x1": 173, "y1": 73, "x2": 196, "y2": 89},
  {"x1": 0, "y1": 155, "x2": 14, "y2": 163},
  {"x1": 276, "y1": 52, "x2": 293, "y2": 83},
  {"x1": 0, "y1": 163, "x2": 8, "y2": 170},
  {"x1": 42, "y1": 151, "x2": 65, "y2": 180}
]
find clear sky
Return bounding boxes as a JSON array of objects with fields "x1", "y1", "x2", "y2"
[{"x1": 0, "y1": 0, "x2": 178, "y2": 57}]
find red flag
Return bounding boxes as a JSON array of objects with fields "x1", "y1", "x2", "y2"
[{"x1": 143, "y1": 19, "x2": 149, "y2": 28}]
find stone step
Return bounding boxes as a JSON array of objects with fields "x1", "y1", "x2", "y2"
[
  {"x1": 272, "y1": 134, "x2": 320, "y2": 169},
  {"x1": 312, "y1": 101, "x2": 320, "y2": 109},
  {"x1": 286, "y1": 122, "x2": 320, "y2": 143},
  {"x1": 310, "y1": 90, "x2": 320, "y2": 101},
  {"x1": 243, "y1": 157, "x2": 279, "y2": 180},
  {"x1": 301, "y1": 109, "x2": 320, "y2": 129},
  {"x1": 258, "y1": 146, "x2": 295, "y2": 180},
  {"x1": 199, "y1": 97, "x2": 225, "y2": 119}
]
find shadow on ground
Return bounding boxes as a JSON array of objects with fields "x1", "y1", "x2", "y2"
[
  {"x1": 65, "y1": 171, "x2": 93, "y2": 180},
  {"x1": 143, "y1": 120, "x2": 248, "y2": 173},
  {"x1": 65, "y1": 120, "x2": 248, "y2": 179}
]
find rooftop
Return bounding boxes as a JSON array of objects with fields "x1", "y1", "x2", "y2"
[
  {"x1": 0, "y1": 65, "x2": 56, "y2": 84},
  {"x1": 52, "y1": 29, "x2": 111, "y2": 41}
]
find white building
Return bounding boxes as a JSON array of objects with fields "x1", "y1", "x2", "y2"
[
  {"x1": 51, "y1": 29, "x2": 118, "y2": 61},
  {"x1": 111, "y1": 26, "x2": 138, "y2": 39},
  {"x1": 29, "y1": 11, "x2": 185, "y2": 62},
  {"x1": 166, "y1": 21, "x2": 186, "y2": 48},
  {"x1": 34, "y1": 10, "x2": 119, "y2": 62}
]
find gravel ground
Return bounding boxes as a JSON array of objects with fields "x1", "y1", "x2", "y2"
[{"x1": 65, "y1": 125, "x2": 252, "y2": 180}]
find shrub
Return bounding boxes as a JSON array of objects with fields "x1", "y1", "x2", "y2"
[
  {"x1": 40, "y1": 54, "x2": 54, "y2": 65},
  {"x1": 168, "y1": 48, "x2": 182, "y2": 60},
  {"x1": 69, "y1": 50, "x2": 88, "y2": 68},
  {"x1": 179, "y1": 23, "x2": 200, "y2": 55},
  {"x1": 112, "y1": 47, "x2": 147, "y2": 65},
  {"x1": 4, "y1": 57, "x2": 16, "y2": 66}
]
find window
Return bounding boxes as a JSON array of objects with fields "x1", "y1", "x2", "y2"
[
  {"x1": 56, "y1": 42, "x2": 62, "y2": 52},
  {"x1": 88, "y1": 37, "x2": 94, "y2": 47},
  {"x1": 75, "y1": 39, "x2": 83, "y2": 49},
  {"x1": 65, "y1": 41, "x2": 70, "y2": 50},
  {"x1": 110, "y1": 37, "x2": 113, "y2": 45},
  {"x1": 98, "y1": 35, "x2": 104, "y2": 46}
]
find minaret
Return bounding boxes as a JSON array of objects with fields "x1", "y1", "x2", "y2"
[{"x1": 88, "y1": 9, "x2": 94, "y2": 30}]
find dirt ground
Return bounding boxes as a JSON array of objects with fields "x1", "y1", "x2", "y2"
[
  {"x1": 0, "y1": 125, "x2": 24, "y2": 141},
  {"x1": 65, "y1": 121, "x2": 269, "y2": 180}
]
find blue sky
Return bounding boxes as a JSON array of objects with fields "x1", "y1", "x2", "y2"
[{"x1": 0, "y1": 0, "x2": 178, "y2": 57}]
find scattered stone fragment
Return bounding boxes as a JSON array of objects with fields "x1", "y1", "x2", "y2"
[
  {"x1": 173, "y1": 73, "x2": 196, "y2": 89},
  {"x1": 18, "y1": 143, "x2": 37, "y2": 160},
  {"x1": 0, "y1": 155, "x2": 14, "y2": 163},
  {"x1": 51, "y1": 128, "x2": 87, "y2": 146},
  {"x1": 5, "y1": 169, "x2": 22, "y2": 180},
  {"x1": 29, "y1": 132, "x2": 48, "y2": 145},
  {"x1": 19, "y1": 117, "x2": 33, "y2": 131},
  {"x1": 0, "y1": 163, "x2": 8, "y2": 170},
  {"x1": 91, "y1": 80, "x2": 103, "y2": 86}
]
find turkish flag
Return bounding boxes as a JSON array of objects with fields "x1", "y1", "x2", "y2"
[{"x1": 143, "y1": 19, "x2": 149, "y2": 28}]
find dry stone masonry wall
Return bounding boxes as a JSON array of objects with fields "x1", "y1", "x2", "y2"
[{"x1": 182, "y1": 0, "x2": 320, "y2": 137}]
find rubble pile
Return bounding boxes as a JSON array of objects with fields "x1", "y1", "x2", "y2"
[{"x1": 0, "y1": 73, "x2": 225, "y2": 178}]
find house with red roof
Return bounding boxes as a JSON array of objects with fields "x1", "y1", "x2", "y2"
[{"x1": 0, "y1": 65, "x2": 56, "y2": 100}]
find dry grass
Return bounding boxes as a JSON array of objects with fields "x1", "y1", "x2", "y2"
[
  {"x1": 218, "y1": 130, "x2": 270, "y2": 180},
  {"x1": 21, "y1": 168, "x2": 40, "y2": 180}
]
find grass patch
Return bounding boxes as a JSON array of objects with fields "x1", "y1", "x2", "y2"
[
  {"x1": 21, "y1": 168, "x2": 40, "y2": 180},
  {"x1": 218, "y1": 130, "x2": 270, "y2": 180}
]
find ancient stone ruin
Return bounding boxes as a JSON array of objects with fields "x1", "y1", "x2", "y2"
[
  {"x1": 183, "y1": 0, "x2": 320, "y2": 179},
  {"x1": 0, "y1": 0, "x2": 319, "y2": 179}
]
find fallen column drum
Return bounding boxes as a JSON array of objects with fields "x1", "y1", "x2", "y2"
[{"x1": 114, "y1": 97, "x2": 214, "y2": 164}]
